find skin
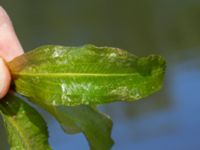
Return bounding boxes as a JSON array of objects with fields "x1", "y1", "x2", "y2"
[{"x1": 0, "y1": 6, "x2": 24, "y2": 99}]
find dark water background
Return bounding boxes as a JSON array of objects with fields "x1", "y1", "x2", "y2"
[{"x1": 0, "y1": 0, "x2": 200, "y2": 150}]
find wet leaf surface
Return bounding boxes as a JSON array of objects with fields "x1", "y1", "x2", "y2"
[{"x1": 9, "y1": 44, "x2": 165, "y2": 106}]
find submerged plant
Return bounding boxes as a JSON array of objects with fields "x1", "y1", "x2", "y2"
[{"x1": 0, "y1": 44, "x2": 165, "y2": 150}]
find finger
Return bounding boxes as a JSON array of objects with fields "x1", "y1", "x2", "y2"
[
  {"x1": 0, "y1": 58, "x2": 11, "y2": 98},
  {"x1": 0, "y1": 6, "x2": 24, "y2": 62}
]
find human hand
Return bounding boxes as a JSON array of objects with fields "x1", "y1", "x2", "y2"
[{"x1": 0, "y1": 6, "x2": 24, "y2": 99}]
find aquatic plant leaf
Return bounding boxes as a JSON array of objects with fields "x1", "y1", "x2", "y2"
[
  {"x1": 9, "y1": 44, "x2": 166, "y2": 106},
  {"x1": 28, "y1": 97, "x2": 114, "y2": 150},
  {"x1": 0, "y1": 93, "x2": 51, "y2": 150},
  {"x1": 56, "y1": 105, "x2": 114, "y2": 150}
]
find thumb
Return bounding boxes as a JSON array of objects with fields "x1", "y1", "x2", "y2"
[
  {"x1": 0, "y1": 58, "x2": 11, "y2": 98},
  {"x1": 0, "y1": 6, "x2": 24, "y2": 99}
]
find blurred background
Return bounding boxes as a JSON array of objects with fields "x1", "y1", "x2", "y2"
[{"x1": 0, "y1": 0, "x2": 200, "y2": 150}]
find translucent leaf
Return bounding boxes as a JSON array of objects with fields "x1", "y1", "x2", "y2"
[
  {"x1": 8, "y1": 44, "x2": 166, "y2": 106},
  {"x1": 56, "y1": 105, "x2": 114, "y2": 150},
  {"x1": 0, "y1": 93, "x2": 51, "y2": 150}
]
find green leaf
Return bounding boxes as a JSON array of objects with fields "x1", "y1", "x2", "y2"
[
  {"x1": 28, "y1": 97, "x2": 114, "y2": 150},
  {"x1": 0, "y1": 93, "x2": 51, "y2": 150},
  {"x1": 8, "y1": 44, "x2": 166, "y2": 106},
  {"x1": 56, "y1": 105, "x2": 114, "y2": 150}
]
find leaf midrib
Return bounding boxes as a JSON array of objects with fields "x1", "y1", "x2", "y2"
[
  {"x1": 5, "y1": 116, "x2": 32, "y2": 150},
  {"x1": 12, "y1": 72, "x2": 138, "y2": 77}
]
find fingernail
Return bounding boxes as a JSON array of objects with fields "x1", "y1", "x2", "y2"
[
  {"x1": 0, "y1": 58, "x2": 5, "y2": 98},
  {"x1": 0, "y1": 57, "x2": 11, "y2": 99}
]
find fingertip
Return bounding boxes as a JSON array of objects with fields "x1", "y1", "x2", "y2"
[{"x1": 0, "y1": 57, "x2": 11, "y2": 99}]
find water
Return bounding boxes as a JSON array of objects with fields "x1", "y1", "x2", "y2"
[{"x1": 1, "y1": 0, "x2": 200, "y2": 149}]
